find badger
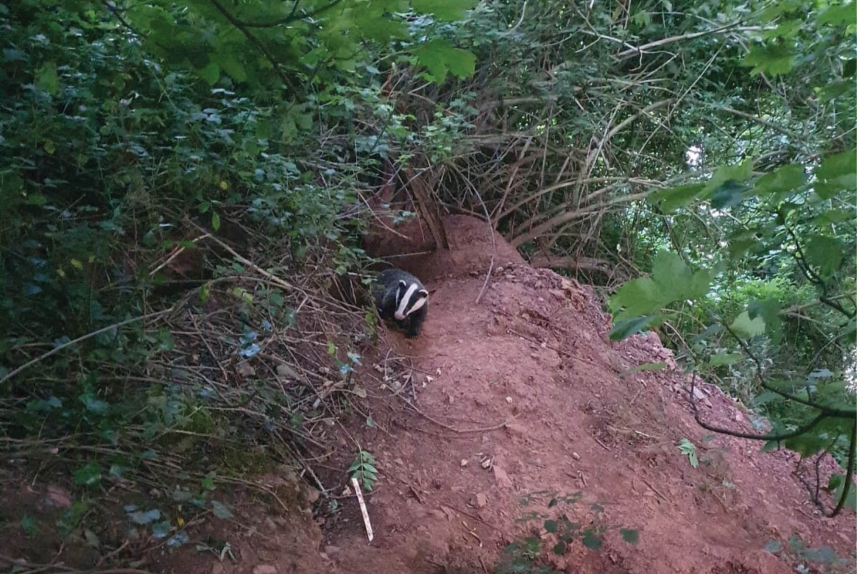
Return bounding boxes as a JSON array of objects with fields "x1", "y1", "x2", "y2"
[{"x1": 373, "y1": 267, "x2": 428, "y2": 338}]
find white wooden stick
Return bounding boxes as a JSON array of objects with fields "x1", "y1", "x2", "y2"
[{"x1": 351, "y1": 477, "x2": 374, "y2": 542}]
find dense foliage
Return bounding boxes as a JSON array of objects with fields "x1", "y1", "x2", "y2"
[{"x1": 0, "y1": 0, "x2": 854, "y2": 565}]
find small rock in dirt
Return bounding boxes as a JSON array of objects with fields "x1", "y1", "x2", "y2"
[
  {"x1": 253, "y1": 565, "x2": 277, "y2": 574},
  {"x1": 734, "y1": 410, "x2": 744, "y2": 422},
  {"x1": 690, "y1": 387, "x2": 706, "y2": 401},
  {"x1": 305, "y1": 487, "x2": 321, "y2": 504},
  {"x1": 324, "y1": 545, "x2": 341, "y2": 555},
  {"x1": 572, "y1": 452, "x2": 581, "y2": 461},
  {"x1": 237, "y1": 361, "x2": 255, "y2": 377},
  {"x1": 429, "y1": 509, "x2": 447, "y2": 521},
  {"x1": 505, "y1": 396, "x2": 513, "y2": 404},
  {"x1": 460, "y1": 459, "x2": 469, "y2": 467},
  {"x1": 493, "y1": 465, "x2": 513, "y2": 488},
  {"x1": 475, "y1": 493, "x2": 488, "y2": 508},
  {"x1": 481, "y1": 457, "x2": 493, "y2": 469},
  {"x1": 549, "y1": 289, "x2": 564, "y2": 299},
  {"x1": 212, "y1": 563, "x2": 224, "y2": 574}
]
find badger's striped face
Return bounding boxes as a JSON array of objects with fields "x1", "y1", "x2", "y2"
[{"x1": 394, "y1": 280, "x2": 428, "y2": 321}]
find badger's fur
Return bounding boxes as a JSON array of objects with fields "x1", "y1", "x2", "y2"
[{"x1": 373, "y1": 268, "x2": 428, "y2": 338}]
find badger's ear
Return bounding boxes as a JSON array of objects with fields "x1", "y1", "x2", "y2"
[
  {"x1": 418, "y1": 289, "x2": 428, "y2": 299},
  {"x1": 398, "y1": 280, "x2": 408, "y2": 289}
]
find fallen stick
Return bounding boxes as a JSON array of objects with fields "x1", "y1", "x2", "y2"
[{"x1": 352, "y1": 477, "x2": 374, "y2": 542}]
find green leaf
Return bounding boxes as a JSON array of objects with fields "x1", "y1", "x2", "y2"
[
  {"x1": 748, "y1": 299, "x2": 782, "y2": 343},
  {"x1": 708, "y1": 353, "x2": 742, "y2": 367},
  {"x1": 710, "y1": 180, "x2": 748, "y2": 209},
  {"x1": 127, "y1": 508, "x2": 161, "y2": 525},
  {"x1": 678, "y1": 438, "x2": 698, "y2": 468},
  {"x1": 216, "y1": 53, "x2": 247, "y2": 83},
  {"x1": 415, "y1": 39, "x2": 476, "y2": 81},
  {"x1": 84, "y1": 528, "x2": 100, "y2": 548},
  {"x1": 197, "y1": 62, "x2": 221, "y2": 86},
  {"x1": 730, "y1": 311, "x2": 766, "y2": 339},
  {"x1": 647, "y1": 183, "x2": 706, "y2": 212},
  {"x1": 804, "y1": 235, "x2": 844, "y2": 277},
  {"x1": 152, "y1": 520, "x2": 171, "y2": 538},
  {"x1": 544, "y1": 520, "x2": 558, "y2": 533},
  {"x1": 843, "y1": 58, "x2": 856, "y2": 78},
  {"x1": 35, "y1": 62, "x2": 59, "y2": 95},
  {"x1": 817, "y1": 3, "x2": 857, "y2": 26},
  {"x1": 832, "y1": 475, "x2": 857, "y2": 511},
  {"x1": 74, "y1": 461, "x2": 102, "y2": 486},
  {"x1": 814, "y1": 149, "x2": 856, "y2": 199},
  {"x1": 582, "y1": 531, "x2": 602, "y2": 550},
  {"x1": 552, "y1": 540, "x2": 567, "y2": 555},
  {"x1": 211, "y1": 211, "x2": 221, "y2": 231},
  {"x1": 211, "y1": 500, "x2": 234, "y2": 519},
  {"x1": 753, "y1": 164, "x2": 806, "y2": 196},
  {"x1": 21, "y1": 515, "x2": 39, "y2": 536},
  {"x1": 411, "y1": 0, "x2": 478, "y2": 20},
  {"x1": 620, "y1": 528, "x2": 639, "y2": 544},
  {"x1": 742, "y1": 43, "x2": 795, "y2": 76},
  {"x1": 609, "y1": 314, "x2": 661, "y2": 341}
]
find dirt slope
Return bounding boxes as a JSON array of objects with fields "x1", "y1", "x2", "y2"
[{"x1": 158, "y1": 215, "x2": 854, "y2": 574}]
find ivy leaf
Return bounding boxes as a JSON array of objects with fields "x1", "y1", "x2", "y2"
[
  {"x1": 411, "y1": 0, "x2": 478, "y2": 20},
  {"x1": 804, "y1": 235, "x2": 844, "y2": 277},
  {"x1": 36, "y1": 62, "x2": 59, "y2": 95},
  {"x1": 21, "y1": 515, "x2": 39, "y2": 536},
  {"x1": 152, "y1": 520, "x2": 171, "y2": 538},
  {"x1": 582, "y1": 531, "x2": 602, "y2": 550},
  {"x1": 742, "y1": 43, "x2": 795, "y2": 76},
  {"x1": 74, "y1": 461, "x2": 102, "y2": 486},
  {"x1": 211, "y1": 211, "x2": 221, "y2": 231},
  {"x1": 127, "y1": 508, "x2": 161, "y2": 525},
  {"x1": 620, "y1": 528, "x2": 639, "y2": 544},
  {"x1": 544, "y1": 519, "x2": 558, "y2": 533},
  {"x1": 730, "y1": 311, "x2": 766, "y2": 339},
  {"x1": 552, "y1": 540, "x2": 567, "y2": 555},
  {"x1": 415, "y1": 39, "x2": 476, "y2": 81},
  {"x1": 211, "y1": 500, "x2": 234, "y2": 519}
]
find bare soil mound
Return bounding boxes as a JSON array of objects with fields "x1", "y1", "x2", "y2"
[{"x1": 157, "y1": 215, "x2": 853, "y2": 574}]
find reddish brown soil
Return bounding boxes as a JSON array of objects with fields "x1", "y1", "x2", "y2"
[{"x1": 16, "y1": 215, "x2": 850, "y2": 574}]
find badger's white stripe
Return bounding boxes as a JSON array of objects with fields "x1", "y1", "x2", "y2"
[
  {"x1": 406, "y1": 293, "x2": 427, "y2": 316},
  {"x1": 394, "y1": 282, "x2": 420, "y2": 320}
]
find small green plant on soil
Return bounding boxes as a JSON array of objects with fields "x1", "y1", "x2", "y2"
[
  {"x1": 495, "y1": 491, "x2": 639, "y2": 573},
  {"x1": 348, "y1": 449, "x2": 378, "y2": 491},
  {"x1": 678, "y1": 438, "x2": 699, "y2": 469},
  {"x1": 764, "y1": 534, "x2": 854, "y2": 573}
]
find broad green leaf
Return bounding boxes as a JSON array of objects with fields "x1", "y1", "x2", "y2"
[
  {"x1": 609, "y1": 277, "x2": 661, "y2": 319},
  {"x1": 197, "y1": 62, "x2": 221, "y2": 86},
  {"x1": 843, "y1": 58, "x2": 856, "y2": 78},
  {"x1": 152, "y1": 520, "x2": 171, "y2": 538},
  {"x1": 620, "y1": 529, "x2": 639, "y2": 544},
  {"x1": 411, "y1": 0, "x2": 478, "y2": 20},
  {"x1": 814, "y1": 149, "x2": 857, "y2": 199},
  {"x1": 815, "y1": 208, "x2": 855, "y2": 225},
  {"x1": 415, "y1": 40, "x2": 476, "y2": 81},
  {"x1": 730, "y1": 311, "x2": 766, "y2": 339},
  {"x1": 708, "y1": 353, "x2": 742, "y2": 366},
  {"x1": 742, "y1": 43, "x2": 795, "y2": 76},
  {"x1": 817, "y1": 4, "x2": 857, "y2": 26},
  {"x1": 211, "y1": 211, "x2": 221, "y2": 231},
  {"x1": 753, "y1": 164, "x2": 806, "y2": 196},
  {"x1": 552, "y1": 540, "x2": 567, "y2": 555},
  {"x1": 748, "y1": 298, "x2": 782, "y2": 343},
  {"x1": 804, "y1": 235, "x2": 844, "y2": 277},
  {"x1": 74, "y1": 461, "x2": 102, "y2": 486},
  {"x1": 648, "y1": 183, "x2": 706, "y2": 212},
  {"x1": 831, "y1": 474, "x2": 857, "y2": 511},
  {"x1": 710, "y1": 180, "x2": 748, "y2": 209},
  {"x1": 216, "y1": 53, "x2": 247, "y2": 83},
  {"x1": 36, "y1": 62, "x2": 59, "y2": 95},
  {"x1": 705, "y1": 158, "x2": 755, "y2": 193},
  {"x1": 84, "y1": 528, "x2": 100, "y2": 548},
  {"x1": 609, "y1": 314, "x2": 662, "y2": 341}
]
